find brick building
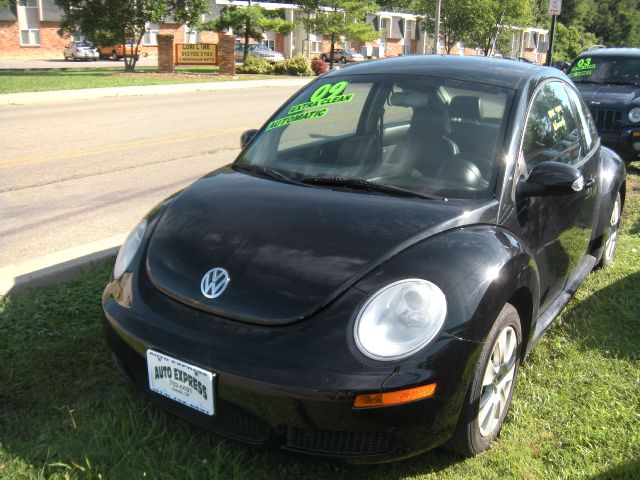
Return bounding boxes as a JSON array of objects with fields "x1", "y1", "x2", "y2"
[
  {"x1": 0, "y1": 0, "x2": 547, "y2": 62},
  {"x1": 0, "y1": 0, "x2": 219, "y2": 60}
]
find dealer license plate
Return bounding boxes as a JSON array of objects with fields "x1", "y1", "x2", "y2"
[{"x1": 146, "y1": 350, "x2": 215, "y2": 416}]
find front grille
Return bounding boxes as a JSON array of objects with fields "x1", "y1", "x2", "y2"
[
  {"x1": 286, "y1": 427, "x2": 396, "y2": 456},
  {"x1": 209, "y1": 400, "x2": 271, "y2": 443},
  {"x1": 591, "y1": 109, "x2": 623, "y2": 132}
]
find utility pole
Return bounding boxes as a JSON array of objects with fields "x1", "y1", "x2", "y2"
[
  {"x1": 434, "y1": 0, "x2": 441, "y2": 54},
  {"x1": 546, "y1": 0, "x2": 561, "y2": 66}
]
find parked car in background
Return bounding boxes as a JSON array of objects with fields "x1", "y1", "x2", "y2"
[
  {"x1": 63, "y1": 41, "x2": 99, "y2": 61},
  {"x1": 321, "y1": 48, "x2": 365, "y2": 63},
  {"x1": 98, "y1": 44, "x2": 142, "y2": 61},
  {"x1": 568, "y1": 48, "x2": 640, "y2": 162},
  {"x1": 103, "y1": 56, "x2": 626, "y2": 463},
  {"x1": 234, "y1": 43, "x2": 284, "y2": 62}
]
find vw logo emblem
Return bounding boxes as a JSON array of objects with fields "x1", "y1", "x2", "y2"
[{"x1": 200, "y1": 267, "x2": 230, "y2": 299}]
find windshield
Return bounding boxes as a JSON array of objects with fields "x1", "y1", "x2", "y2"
[
  {"x1": 235, "y1": 74, "x2": 513, "y2": 200},
  {"x1": 569, "y1": 56, "x2": 640, "y2": 86}
]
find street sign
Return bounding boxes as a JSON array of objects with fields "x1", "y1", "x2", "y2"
[{"x1": 548, "y1": 0, "x2": 562, "y2": 15}]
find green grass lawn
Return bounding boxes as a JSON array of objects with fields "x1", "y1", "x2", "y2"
[
  {"x1": 0, "y1": 67, "x2": 279, "y2": 94},
  {"x1": 1, "y1": 166, "x2": 639, "y2": 480}
]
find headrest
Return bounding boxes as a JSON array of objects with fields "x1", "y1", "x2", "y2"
[
  {"x1": 410, "y1": 107, "x2": 451, "y2": 135},
  {"x1": 449, "y1": 96, "x2": 481, "y2": 120},
  {"x1": 389, "y1": 91, "x2": 429, "y2": 108}
]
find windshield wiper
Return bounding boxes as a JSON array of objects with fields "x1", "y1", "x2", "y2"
[
  {"x1": 575, "y1": 79, "x2": 603, "y2": 85},
  {"x1": 233, "y1": 164, "x2": 306, "y2": 186},
  {"x1": 299, "y1": 176, "x2": 444, "y2": 200},
  {"x1": 603, "y1": 80, "x2": 640, "y2": 87}
]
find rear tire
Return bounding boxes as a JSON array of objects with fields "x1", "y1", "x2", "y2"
[
  {"x1": 596, "y1": 191, "x2": 621, "y2": 269},
  {"x1": 446, "y1": 303, "x2": 522, "y2": 456},
  {"x1": 340, "y1": 56, "x2": 347, "y2": 64}
]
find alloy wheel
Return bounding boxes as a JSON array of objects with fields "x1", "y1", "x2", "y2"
[
  {"x1": 477, "y1": 325, "x2": 517, "y2": 437},
  {"x1": 604, "y1": 196, "x2": 620, "y2": 263}
]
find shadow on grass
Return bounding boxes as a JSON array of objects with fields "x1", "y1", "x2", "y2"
[
  {"x1": 589, "y1": 459, "x2": 640, "y2": 480},
  {"x1": 558, "y1": 271, "x2": 640, "y2": 360},
  {"x1": 0, "y1": 265, "x2": 460, "y2": 479}
]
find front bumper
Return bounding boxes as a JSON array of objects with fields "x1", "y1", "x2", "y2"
[
  {"x1": 102, "y1": 268, "x2": 480, "y2": 463},
  {"x1": 601, "y1": 128, "x2": 640, "y2": 161}
]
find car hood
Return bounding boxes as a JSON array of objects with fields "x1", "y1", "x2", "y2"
[
  {"x1": 574, "y1": 83, "x2": 640, "y2": 107},
  {"x1": 145, "y1": 167, "x2": 497, "y2": 325}
]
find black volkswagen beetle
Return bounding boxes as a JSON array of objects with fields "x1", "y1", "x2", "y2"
[{"x1": 103, "y1": 56, "x2": 626, "y2": 463}]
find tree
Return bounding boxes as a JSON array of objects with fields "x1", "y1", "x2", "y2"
[
  {"x1": 200, "y1": 4, "x2": 294, "y2": 63},
  {"x1": 297, "y1": 0, "x2": 379, "y2": 69},
  {"x1": 552, "y1": 22, "x2": 598, "y2": 63},
  {"x1": 465, "y1": 0, "x2": 535, "y2": 56},
  {"x1": 413, "y1": 0, "x2": 477, "y2": 54},
  {"x1": 55, "y1": 0, "x2": 211, "y2": 72}
]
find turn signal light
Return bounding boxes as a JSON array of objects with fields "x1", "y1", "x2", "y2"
[
  {"x1": 353, "y1": 383, "x2": 437, "y2": 408},
  {"x1": 632, "y1": 131, "x2": 640, "y2": 137}
]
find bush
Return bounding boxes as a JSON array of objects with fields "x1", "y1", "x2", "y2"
[
  {"x1": 273, "y1": 55, "x2": 313, "y2": 76},
  {"x1": 236, "y1": 55, "x2": 274, "y2": 74},
  {"x1": 311, "y1": 58, "x2": 329, "y2": 76}
]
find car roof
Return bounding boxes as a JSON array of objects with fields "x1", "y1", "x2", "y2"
[
  {"x1": 575, "y1": 47, "x2": 640, "y2": 58},
  {"x1": 322, "y1": 55, "x2": 560, "y2": 90}
]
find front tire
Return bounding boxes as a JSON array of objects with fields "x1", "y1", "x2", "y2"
[
  {"x1": 340, "y1": 56, "x2": 347, "y2": 64},
  {"x1": 447, "y1": 303, "x2": 522, "y2": 456},
  {"x1": 111, "y1": 50, "x2": 119, "y2": 61}
]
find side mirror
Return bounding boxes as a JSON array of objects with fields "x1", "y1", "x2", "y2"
[
  {"x1": 240, "y1": 129, "x2": 258, "y2": 148},
  {"x1": 517, "y1": 161, "x2": 584, "y2": 198}
]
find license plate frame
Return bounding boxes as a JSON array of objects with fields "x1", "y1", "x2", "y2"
[{"x1": 146, "y1": 349, "x2": 215, "y2": 416}]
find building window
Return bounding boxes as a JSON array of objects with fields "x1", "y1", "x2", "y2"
[
  {"x1": 185, "y1": 26, "x2": 199, "y2": 44},
  {"x1": 263, "y1": 39, "x2": 275, "y2": 49},
  {"x1": 309, "y1": 33, "x2": 322, "y2": 53},
  {"x1": 18, "y1": 0, "x2": 37, "y2": 7},
  {"x1": 20, "y1": 28, "x2": 40, "y2": 45},
  {"x1": 144, "y1": 23, "x2": 160, "y2": 45}
]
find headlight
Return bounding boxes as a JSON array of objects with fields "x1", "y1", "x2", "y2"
[
  {"x1": 354, "y1": 279, "x2": 447, "y2": 361},
  {"x1": 113, "y1": 218, "x2": 147, "y2": 279},
  {"x1": 629, "y1": 107, "x2": 640, "y2": 123}
]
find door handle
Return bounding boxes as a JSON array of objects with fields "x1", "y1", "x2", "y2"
[{"x1": 583, "y1": 177, "x2": 596, "y2": 189}]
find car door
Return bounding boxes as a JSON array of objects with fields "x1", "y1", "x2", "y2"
[{"x1": 516, "y1": 80, "x2": 599, "y2": 311}]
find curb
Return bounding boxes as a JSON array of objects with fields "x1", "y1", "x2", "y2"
[
  {"x1": 0, "y1": 234, "x2": 125, "y2": 297},
  {"x1": 0, "y1": 77, "x2": 312, "y2": 106}
]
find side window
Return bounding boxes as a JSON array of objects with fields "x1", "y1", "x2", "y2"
[
  {"x1": 564, "y1": 84, "x2": 597, "y2": 153},
  {"x1": 522, "y1": 81, "x2": 582, "y2": 171}
]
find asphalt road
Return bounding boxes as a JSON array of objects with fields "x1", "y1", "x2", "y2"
[{"x1": 0, "y1": 86, "x2": 298, "y2": 268}]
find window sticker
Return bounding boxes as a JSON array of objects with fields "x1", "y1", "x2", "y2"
[
  {"x1": 288, "y1": 81, "x2": 354, "y2": 114},
  {"x1": 266, "y1": 108, "x2": 329, "y2": 130},
  {"x1": 568, "y1": 57, "x2": 597, "y2": 77},
  {"x1": 265, "y1": 81, "x2": 354, "y2": 130},
  {"x1": 547, "y1": 105, "x2": 566, "y2": 131}
]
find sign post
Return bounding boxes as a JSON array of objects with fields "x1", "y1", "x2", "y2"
[{"x1": 546, "y1": 0, "x2": 562, "y2": 66}]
